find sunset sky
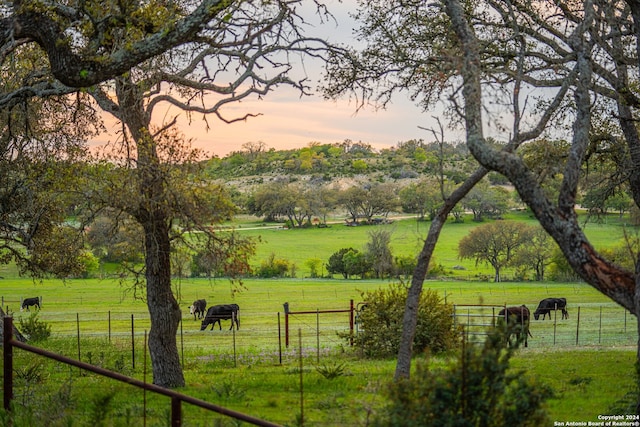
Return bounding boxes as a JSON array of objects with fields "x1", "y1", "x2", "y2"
[
  {"x1": 93, "y1": 1, "x2": 451, "y2": 158},
  {"x1": 172, "y1": 88, "x2": 443, "y2": 157},
  {"x1": 94, "y1": 68, "x2": 443, "y2": 159}
]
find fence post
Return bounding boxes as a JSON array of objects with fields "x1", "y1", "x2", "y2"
[
  {"x1": 316, "y1": 309, "x2": 320, "y2": 364},
  {"x1": 277, "y1": 312, "x2": 282, "y2": 365},
  {"x1": 180, "y1": 319, "x2": 184, "y2": 368},
  {"x1": 553, "y1": 304, "x2": 557, "y2": 345},
  {"x1": 233, "y1": 319, "x2": 237, "y2": 368},
  {"x1": 131, "y1": 314, "x2": 135, "y2": 370},
  {"x1": 283, "y1": 302, "x2": 290, "y2": 348},
  {"x1": 599, "y1": 306, "x2": 602, "y2": 344},
  {"x1": 3, "y1": 316, "x2": 13, "y2": 412},
  {"x1": 77, "y1": 313, "x2": 81, "y2": 362},
  {"x1": 144, "y1": 330, "x2": 148, "y2": 427},
  {"x1": 575, "y1": 306, "x2": 581, "y2": 345},
  {"x1": 108, "y1": 311, "x2": 111, "y2": 344},
  {"x1": 171, "y1": 396, "x2": 181, "y2": 427},
  {"x1": 349, "y1": 299, "x2": 354, "y2": 346},
  {"x1": 298, "y1": 328, "x2": 304, "y2": 427},
  {"x1": 453, "y1": 305, "x2": 457, "y2": 331}
]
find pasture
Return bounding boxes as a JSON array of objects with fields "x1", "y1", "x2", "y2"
[
  {"x1": 224, "y1": 210, "x2": 632, "y2": 279},
  {"x1": 0, "y1": 213, "x2": 638, "y2": 425},
  {"x1": 1, "y1": 277, "x2": 638, "y2": 425}
]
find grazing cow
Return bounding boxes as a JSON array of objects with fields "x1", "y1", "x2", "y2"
[
  {"x1": 533, "y1": 297, "x2": 568, "y2": 320},
  {"x1": 497, "y1": 305, "x2": 532, "y2": 347},
  {"x1": 189, "y1": 299, "x2": 207, "y2": 320},
  {"x1": 200, "y1": 304, "x2": 240, "y2": 331},
  {"x1": 21, "y1": 297, "x2": 40, "y2": 312}
]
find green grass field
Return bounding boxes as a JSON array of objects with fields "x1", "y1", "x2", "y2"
[
  {"x1": 0, "y1": 213, "x2": 638, "y2": 425},
  {"x1": 1, "y1": 277, "x2": 638, "y2": 426},
  {"x1": 227, "y1": 211, "x2": 631, "y2": 279}
]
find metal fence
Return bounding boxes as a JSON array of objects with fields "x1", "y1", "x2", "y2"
[
  {"x1": 452, "y1": 303, "x2": 637, "y2": 347},
  {"x1": 7, "y1": 301, "x2": 359, "y2": 371},
  {"x1": 2, "y1": 317, "x2": 282, "y2": 427}
]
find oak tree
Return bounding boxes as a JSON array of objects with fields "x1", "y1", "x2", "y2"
[
  {"x1": 442, "y1": 0, "x2": 640, "y2": 410},
  {"x1": 458, "y1": 221, "x2": 532, "y2": 282},
  {"x1": 2, "y1": 1, "x2": 340, "y2": 388}
]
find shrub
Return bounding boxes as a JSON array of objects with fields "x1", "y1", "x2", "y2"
[
  {"x1": 372, "y1": 328, "x2": 553, "y2": 426},
  {"x1": 18, "y1": 312, "x2": 51, "y2": 342},
  {"x1": 256, "y1": 253, "x2": 293, "y2": 278},
  {"x1": 348, "y1": 283, "x2": 458, "y2": 358}
]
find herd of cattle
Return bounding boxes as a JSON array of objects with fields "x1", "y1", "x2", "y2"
[
  {"x1": 189, "y1": 299, "x2": 240, "y2": 331},
  {"x1": 18, "y1": 294, "x2": 565, "y2": 348},
  {"x1": 188, "y1": 297, "x2": 567, "y2": 348}
]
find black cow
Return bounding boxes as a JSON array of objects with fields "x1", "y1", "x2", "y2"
[
  {"x1": 497, "y1": 305, "x2": 532, "y2": 347},
  {"x1": 200, "y1": 304, "x2": 240, "y2": 331},
  {"x1": 20, "y1": 297, "x2": 40, "y2": 312},
  {"x1": 533, "y1": 297, "x2": 568, "y2": 320},
  {"x1": 189, "y1": 299, "x2": 207, "y2": 320}
]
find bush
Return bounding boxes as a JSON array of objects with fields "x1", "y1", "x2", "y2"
[
  {"x1": 18, "y1": 312, "x2": 52, "y2": 342},
  {"x1": 348, "y1": 283, "x2": 458, "y2": 358},
  {"x1": 256, "y1": 253, "x2": 294, "y2": 278},
  {"x1": 372, "y1": 328, "x2": 553, "y2": 426}
]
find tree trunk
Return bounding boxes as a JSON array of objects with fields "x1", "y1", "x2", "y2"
[
  {"x1": 144, "y1": 216, "x2": 185, "y2": 388},
  {"x1": 444, "y1": 0, "x2": 640, "y2": 411},
  {"x1": 116, "y1": 77, "x2": 185, "y2": 388},
  {"x1": 394, "y1": 167, "x2": 487, "y2": 380}
]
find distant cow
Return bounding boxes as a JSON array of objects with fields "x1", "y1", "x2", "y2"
[
  {"x1": 189, "y1": 299, "x2": 207, "y2": 320},
  {"x1": 533, "y1": 297, "x2": 568, "y2": 320},
  {"x1": 200, "y1": 304, "x2": 240, "y2": 331},
  {"x1": 21, "y1": 297, "x2": 40, "y2": 312},
  {"x1": 497, "y1": 305, "x2": 532, "y2": 347}
]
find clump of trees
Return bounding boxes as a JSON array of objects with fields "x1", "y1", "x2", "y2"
[
  {"x1": 326, "y1": 229, "x2": 419, "y2": 280},
  {"x1": 347, "y1": 284, "x2": 458, "y2": 358},
  {"x1": 458, "y1": 221, "x2": 555, "y2": 282}
]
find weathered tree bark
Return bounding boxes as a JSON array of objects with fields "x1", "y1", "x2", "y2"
[
  {"x1": 444, "y1": 0, "x2": 636, "y2": 312},
  {"x1": 116, "y1": 77, "x2": 184, "y2": 388},
  {"x1": 395, "y1": 3, "x2": 575, "y2": 378},
  {"x1": 444, "y1": 1, "x2": 640, "y2": 410},
  {"x1": 3, "y1": 0, "x2": 232, "y2": 88},
  {"x1": 142, "y1": 214, "x2": 184, "y2": 388}
]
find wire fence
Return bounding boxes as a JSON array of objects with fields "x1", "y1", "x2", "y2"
[
  {"x1": 8, "y1": 305, "x2": 358, "y2": 371},
  {"x1": 3, "y1": 296, "x2": 638, "y2": 426},
  {"x1": 453, "y1": 303, "x2": 638, "y2": 347},
  {"x1": 7, "y1": 299, "x2": 636, "y2": 375}
]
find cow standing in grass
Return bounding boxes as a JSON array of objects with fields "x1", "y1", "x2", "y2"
[
  {"x1": 200, "y1": 304, "x2": 240, "y2": 331},
  {"x1": 189, "y1": 299, "x2": 207, "y2": 320},
  {"x1": 533, "y1": 297, "x2": 568, "y2": 320},
  {"x1": 497, "y1": 305, "x2": 531, "y2": 347},
  {"x1": 21, "y1": 297, "x2": 40, "y2": 312}
]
